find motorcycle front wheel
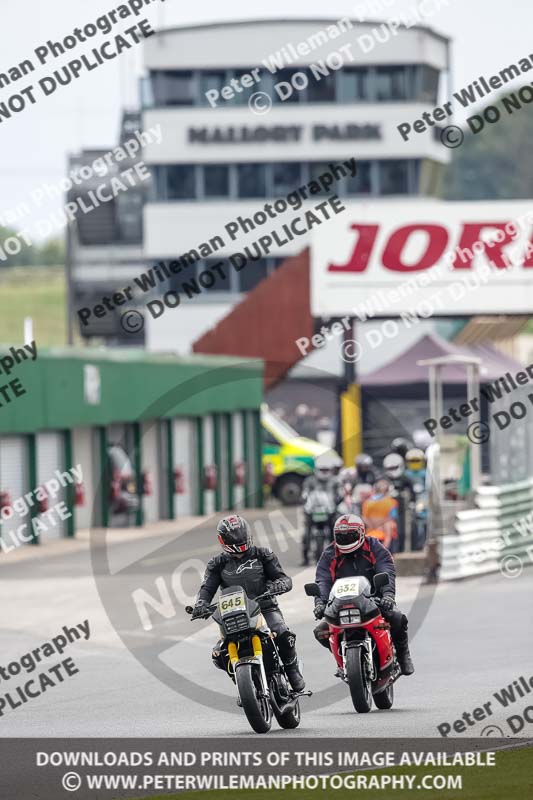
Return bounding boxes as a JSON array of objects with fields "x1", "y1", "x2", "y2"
[
  {"x1": 236, "y1": 663, "x2": 272, "y2": 733},
  {"x1": 346, "y1": 646, "x2": 373, "y2": 713}
]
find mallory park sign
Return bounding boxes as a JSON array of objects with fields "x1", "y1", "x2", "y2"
[{"x1": 188, "y1": 124, "x2": 382, "y2": 144}]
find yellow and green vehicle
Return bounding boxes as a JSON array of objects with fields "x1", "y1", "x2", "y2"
[{"x1": 261, "y1": 405, "x2": 342, "y2": 505}]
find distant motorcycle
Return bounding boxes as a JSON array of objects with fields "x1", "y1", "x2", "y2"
[
  {"x1": 412, "y1": 481, "x2": 428, "y2": 550},
  {"x1": 304, "y1": 488, "x2": 337, "y2": 562},
  {"x1": 305, "y1": 573, "x2": 401, "y2": 713},
  {"x1": 187, "y1": 586, "x2": 310, "y2": 734}
]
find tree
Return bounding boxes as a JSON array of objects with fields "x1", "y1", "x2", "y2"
[
  {"x1": 38, "y1": 237, "x2": 65, "y2": 266},
  {"x1": 444, "y1": 92, "x2": 533, "y2": 200},
  {"x1": 0, "y1": 226, "x2": 36, "y2": 267}
]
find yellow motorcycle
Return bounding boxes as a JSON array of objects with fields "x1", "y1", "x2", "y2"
[{"x1": 187, "y1": 586, "x2": 311, "y2": 733}]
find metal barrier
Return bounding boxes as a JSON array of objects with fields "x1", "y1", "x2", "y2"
[{"x1": 439, "y1": 479, "x2": 533, "y2": 580}]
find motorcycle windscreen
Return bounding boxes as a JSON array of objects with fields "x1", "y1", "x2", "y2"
[{"x1": 330, "y1": 576, "x2": 372, "y2": 600}]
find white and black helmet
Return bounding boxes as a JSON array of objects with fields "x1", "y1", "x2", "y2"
[{"x1": 383, "y1": 453, "x2": 405, "y2": 479}]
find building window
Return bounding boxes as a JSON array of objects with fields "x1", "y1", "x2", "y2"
[
  {"x1": 199, "y1": 71, "x2": 227, "y2": 106},
  {"x1": 153, "y1": 71, "x2": 195, "y2": 106},
  {"x1": 309, "y1": 162, "x2": 333, "y2": 194},
  {"x1": 198, "y1": 259, "x2": 232, "y2": 292},
  {"x1": 231, "y1": 69, "x2": 258, "y2": 105},
  {"x1": 273, "y1": 69, "x2": 303, "y2": 103},
  {"x1": 418, "y1": 66, "x2": 440, "y2": 104},
  {"x1": 203, "y1": 164, "x2": 230, "y2": 198},
  {"x1": 374, "y1": 67, "x2": 409, "y2": 101},
  {"x1": 379, "y1": 160, "x2": 409, "y2": 194},
  {"x1": 306, "y1": 68, "x2": 336, "y2": 103},
  {"x1": 346, "y1": 161, "x2": 372, "y2": 195},
  {"x1": 237, "y1": 163, "x2": 267, "y2": 198},
  {"x1": 238, "y1": 259, "x2": 269, "y2": 292},
  {"x1": 272, "y1": 162, "x2": 302, "y2": 196},
  {"x1": 167, "y1": 165, "x2": 196, "y2": 200},
  {"x1": 341, "y1": 68, "x2": 370, "y2": 102}
]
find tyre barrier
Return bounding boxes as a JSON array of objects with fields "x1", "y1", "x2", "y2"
[{"x1": 440, "y1": 478, "x2": 533, "y2": 580}]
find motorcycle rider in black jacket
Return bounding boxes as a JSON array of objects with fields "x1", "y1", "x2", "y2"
[
  {"x1": 191, "y1": 514, "x2": 305, "y2": 692},
  {"x1": 301, "y1": 463, "x2": 342, "y2": 566}
]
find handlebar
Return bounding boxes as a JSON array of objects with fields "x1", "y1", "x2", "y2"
[{"x1": 187, "y1": 589, "x2": 285, "y2": 620}]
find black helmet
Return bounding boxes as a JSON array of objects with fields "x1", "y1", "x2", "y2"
[
  {"x1": 355, "y1": 453, "x2": 373, "y2": 469},
  {"x1": 390, "y1": 437, "x2": 412, "y2": 459},
  {"x1": 217, "y1": 515, "x2": 252, "y2": 554}
]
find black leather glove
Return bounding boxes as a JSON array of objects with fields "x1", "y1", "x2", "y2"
[
  {"x1": 191, "y1": 600, "x2": 208, "y2": 620},
  {"x1": 268, "y1": 579, "x2": 287, "y2": 595},
  {"x1": 380, "y1": 594, "x2": 395, "y2": 612},
  {"x1": 314, "y1": 601, "x2": 326, "y2": 620}
]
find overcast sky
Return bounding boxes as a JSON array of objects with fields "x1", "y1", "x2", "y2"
[{"x1": 1, "y1": 0, "x2": 532, "y2": 240}]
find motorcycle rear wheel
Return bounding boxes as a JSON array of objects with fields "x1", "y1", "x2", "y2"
[
  {"x1": 346, "y1": 647, "x2": 373, "y2": 713},
  {"x1": 236, "y1": 664, "x2": 272, "y2": 734},
  {"x1": 373, "y1": 682, "x2": 394, "y2": 709}
]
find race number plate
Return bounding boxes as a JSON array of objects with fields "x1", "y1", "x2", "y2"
[
  {"x1": 332, "y1": 576, "x2": 371, "y2": 598},
  {"x1": 332, "y1": 579, "x2": 359, "y2": 598},
  {"x1": 218, "y1": 590, "x2": 246, "y2": 615}
]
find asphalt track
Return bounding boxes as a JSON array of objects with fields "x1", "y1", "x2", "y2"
[{"x1": 0, "y1": 507, "x2": 532, "y2": 738}]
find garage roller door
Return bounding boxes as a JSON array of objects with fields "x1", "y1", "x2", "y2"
[
  {"x1": 173, "y1": 418, "x2": 197, "y2": 517},
  {"x1": 36, "y1": 432, "x2": 67, "y2": 540},
  {"x1": 0, "y1": 436, "x2": 29, "y2": 547}
]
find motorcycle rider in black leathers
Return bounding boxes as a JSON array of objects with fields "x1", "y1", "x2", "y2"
[
  {"x1": 191, "y1": 515, "x2": 305, "y2": 692},
  {"x1": 300, "y1": 463, "x2": 342, "y2": 566},
  {"x1": 312, "y1": 513, "x2": 414, "y2": 676}
]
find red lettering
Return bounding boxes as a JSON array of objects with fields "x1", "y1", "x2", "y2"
[
  {"x1": 328, "y1": 225, "x2": 379, "y2": 272},
  {"x1": 521, "y1": 234, "x2": 533, "y2": 267},
  {"x1": 382, "y1": 224, "x2": 448, "y2": 272},
  {"x1": 452, "y1": 223, "x2": 518, "y2": 269}
]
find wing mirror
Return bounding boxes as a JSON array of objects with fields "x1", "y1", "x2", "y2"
[
  {"x1": 373, "y1": 572, "x2": 389, "y2": 592},
  {"x1": 304, "y1": 582, "x2": 321, "y2": 597}
]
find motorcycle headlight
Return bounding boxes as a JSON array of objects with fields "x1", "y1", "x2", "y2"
[
  {"x1": 416, "y1": 500, "x2": 425, "y2": 513},
  {"x1": 224, "y1": 612, "x2": 249, "y2": 633},
  {"x1": 339, "y1": 608, "x2": 361, "y2": 625}
]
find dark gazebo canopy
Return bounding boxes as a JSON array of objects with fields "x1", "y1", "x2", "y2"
[{"x1": 361, "y1": 333, "x2": 524, "y2": 387}]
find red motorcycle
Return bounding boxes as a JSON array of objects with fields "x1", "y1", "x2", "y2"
[{"x1": 305, "y1": 573, "x2": 401, "y2": 713}]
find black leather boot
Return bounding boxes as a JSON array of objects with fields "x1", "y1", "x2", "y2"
[
  {"x1": 396, "y1": 643, "x2": 415, "y2": 675},
  {"x1": 277, "y1": 632, "x2": 305, "y2": 691},
  {"x1": 284, "y1": 657, "x2": 306, "y2": 692},
  {"x1": 389, "y1": 612, "x2": 414, "y2": 675}
]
